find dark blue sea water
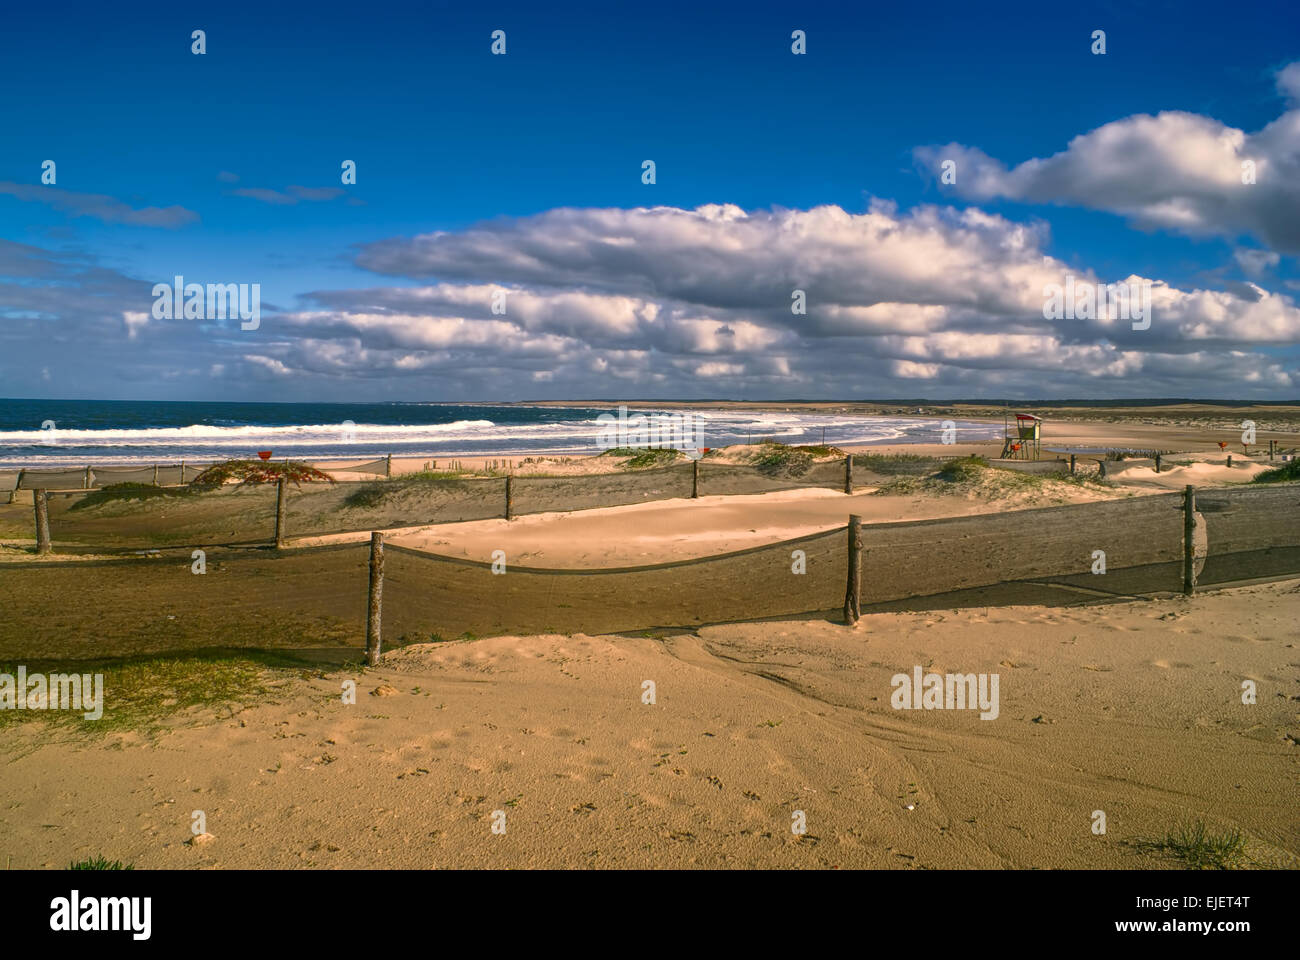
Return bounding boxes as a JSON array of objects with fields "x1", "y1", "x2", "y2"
[{"x1": 0, "y1": 399, "x2": 999, "y2": 466}]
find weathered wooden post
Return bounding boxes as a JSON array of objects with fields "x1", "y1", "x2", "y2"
[
  {"x1": 504, "y1": 474, "x2": 514, "y2": 520},
  {"x1": 1069, "y1": 454, "x2": 1076, "y2": 475},
  {"x1": 83, "y1": 466, "x2": 91, "y2": 489},
  {"x1": 691, "y1": 459, "x2": 700, "y2": 499},
  {"x1": 1269, "y1": 440, "x2": 1276, "y2": 460},
  {"x1": 385, "y1": 454, "x2": 393, "y2": 478},
  {"x1": 365, "y1": 531, "x2": 384, "y2": 665},
  {"x1": 1182, "y1": 485, "x2": 1197, "y2": 596},
  {"x1": 33, "y1": 488, "x2": 52, "y2": 555},
  {"x1": 153, "y1": 464, "x2": 159, "y2": 485},
  {"x1": 179, "y1": 460, "x2": 186, "y2": 484},
  {"x1": 1154, "y1": 453, "x2": 1162, "y2": 474},
  {"x1": 844, "y1": 455, "x2": 853, "y2": 495},
  {"x1": 274, "y1": 477, "x2": 288, "y2": 548},
  {"x1": 1227, "y1": 455, "x2": 1233, "y2": 468},
  {"x1": 843, "y1": 514, "x2": 862, "y2": 624}
]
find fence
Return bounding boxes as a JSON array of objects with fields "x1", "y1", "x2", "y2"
[
  {"x1": 5, "y1": 442, "x2": 1292, "y2": 499},
  {"x1": 0, "y1": 457, "x2": 393, "y2": 496},
  {"x1": 3, "y1": 482, "x2": 1297, "y2": 665},
  {"x1": 12, "y1": 457, "x2": 860, "y2": 551}
]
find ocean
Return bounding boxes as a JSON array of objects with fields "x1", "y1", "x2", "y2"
[{"x1": 0, "y1": 399, "x2": 1000, "y2": 466}]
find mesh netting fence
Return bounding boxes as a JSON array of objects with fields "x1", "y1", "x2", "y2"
[
  {"x1": 0, "y1": 543, "x2": 372, "y2": 662},
  {"x1": 380, "y1": 526, "x2": 847, "y2": 644},
  {"x1": 20, "y1": 459, "x2": 856, "y2": 549},
  {"x1": 1195, "y1": 485, "x2": 1300, "y2": 585},
  {"x1": 6, "y1": 483, "x2": 1298, "y2": 664}
]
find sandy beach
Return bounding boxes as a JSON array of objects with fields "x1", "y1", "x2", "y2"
[
  {"x1": 2, "y1": 410, "x2": 1297, "y2": 871},
  {"x1": 4, "y1": 578, "x2": 1296, "y2": 869}
]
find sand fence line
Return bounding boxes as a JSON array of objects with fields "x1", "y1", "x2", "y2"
[
  {"x1": 345, "y1": 484, "x2": 1299, "y2": 662},
  {"x1": 3, "y1": 444, "x2": 1288, "y2": 504},
  {"x1": 13, "y1": 456, "x2": 860, "y2": 549},
  {"x1": 5, "y1": 484, "x2": 1299, "y2": 664}
]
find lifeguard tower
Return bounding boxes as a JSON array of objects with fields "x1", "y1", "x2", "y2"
[{"x1": 1000, "y1": 413, "x2": 1042, "y2": 460}]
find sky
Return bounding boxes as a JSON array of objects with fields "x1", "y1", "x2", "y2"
[{"x1": 2, "y1": 0, "x2": 1299, "y2": 402}]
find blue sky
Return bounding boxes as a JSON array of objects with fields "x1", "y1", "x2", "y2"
[{"x1": 2, "y1": 0, "x2": 1299, "y2": 400}]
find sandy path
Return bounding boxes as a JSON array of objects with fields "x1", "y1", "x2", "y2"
[{"x1": 4, "y1": 579, "x2": 1295, "y2": 869}]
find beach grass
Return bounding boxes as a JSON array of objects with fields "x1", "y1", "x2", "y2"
[
  {"x1": 1251, "y1": 460, "x2": 1300, "y2": 484},
  {"x1": 875, "y1": 456, "x2": 1112, "y2": 499},
  {"x1": 748, "y1": 441, "x2": 814, "y2": 477},
  {"x1": 1135, "y1": 820, "x2": 1250, "y2": 869},
  {"x1": 0, "y1": 652, "x2": 307, "y2": 737},
  {"x1": 598, "y1": 447, "x2": 684, "y2": 468},
  {"x1": 69, "y1": 856, "x2": 135, "y2": 870}
]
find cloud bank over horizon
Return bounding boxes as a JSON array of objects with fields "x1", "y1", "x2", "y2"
[{"x1": 5, "y1": 195, "x2": 1298, "y2": 400}]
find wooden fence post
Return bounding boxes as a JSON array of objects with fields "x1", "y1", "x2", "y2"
[
  {"x1": 1227, "y1": 455, "x2": 1233, "y2": 468},
  {"x1": 1069, "y1": 454, "x2": 1076, "y2": 475},
  {"x1": 179, "y1": 460, "x2": 186, "y2": 484},
  {"x1": 1269, "y1": 440, "x2": 1276, "y2": 460},
  {"x1": 504, "y1": 475, "x2": 514, "y2": 520},
  {"x1": 843, "y1": 514, "x2": 862, "y2": 624},
  {"x1": 1182, "y1": 485, "x2": 1197, "y2": 596},
  {"x1": 386, "y1": 454, "x2": 393, "y2": 478},
  {"x1": 692, "y1": 459, "x2": 700, "y2": 499},
  {"x1": 84, "y1": 466, "x2": 91, "y2": 489},
  {"x1": 274, "y1": 477, "x2": 287, "y2": 548},
  {"x1": 33, "y1": 488, "x2": 52, "y2": 555},
  {"x1": 844, "y1": 455, "x2": 853, "y2": 495},
  {"x1": 1154, "y1": 453, "x2": 1162, "y2": 474},
  {"x1": 366, "y1": 531, "x2": 384, "y2": 665}
]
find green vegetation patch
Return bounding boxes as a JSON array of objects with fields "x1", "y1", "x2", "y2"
[
  {"x1": 1252, "y1": 460, "x2": 1300, "y2": 484},
  {"x1": 0, "y1": 653, "x2": 295, "y2": 736},
  {"x1": 749, "y1": 441, "x2": 813, "y2": 478},
  {"x1": 1135, "y1": 820, "x2": 1249, "y2": 870},
  {"x1": 69, "y1": 856, "x2": 134, "y2": 870},
  {"x1": 188, "y1": 459, "x2": 335, "y2": 492},
  {"x1": 875, "y1": 456, "x2": 1111, "y2": 498},
  {"x1": 600, "y1": 447, "x2": 683, "y2": 468}
]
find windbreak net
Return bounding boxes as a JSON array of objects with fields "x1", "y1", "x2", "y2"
[
  {"x1": 17, "y1": 468, "x2": 88, "y2": 490},
  {"x1": 0, "y1": 543, "x2": 371, "y2": 662},
  {"x1": 380, "y1": 527, "x2": 848, "y2": 645},
  {"x1": 1196, "y1": 486, "x2": 1300, "y2": 585},
  {"x1": 856, "y1": 492, "x2": 1187, "y2": 602},
  {"x1": 511, "y1": 465, "x2": 694, "y2": 514},
  {"x1": 90, "y1": 464, "x2": 188, "y2": 486},
  {"x1": 313, "y1": 458, "x2": 391, "y2": 475},
  {"x1": 32, "y1": 460, "x2": 856, "y2": 550},
  {"x1": 695, "y1": 459, "x2": 847, "y2": 495},
  {"x1": 38, "y1": 476, "x2": 508, "y2": 549}
]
